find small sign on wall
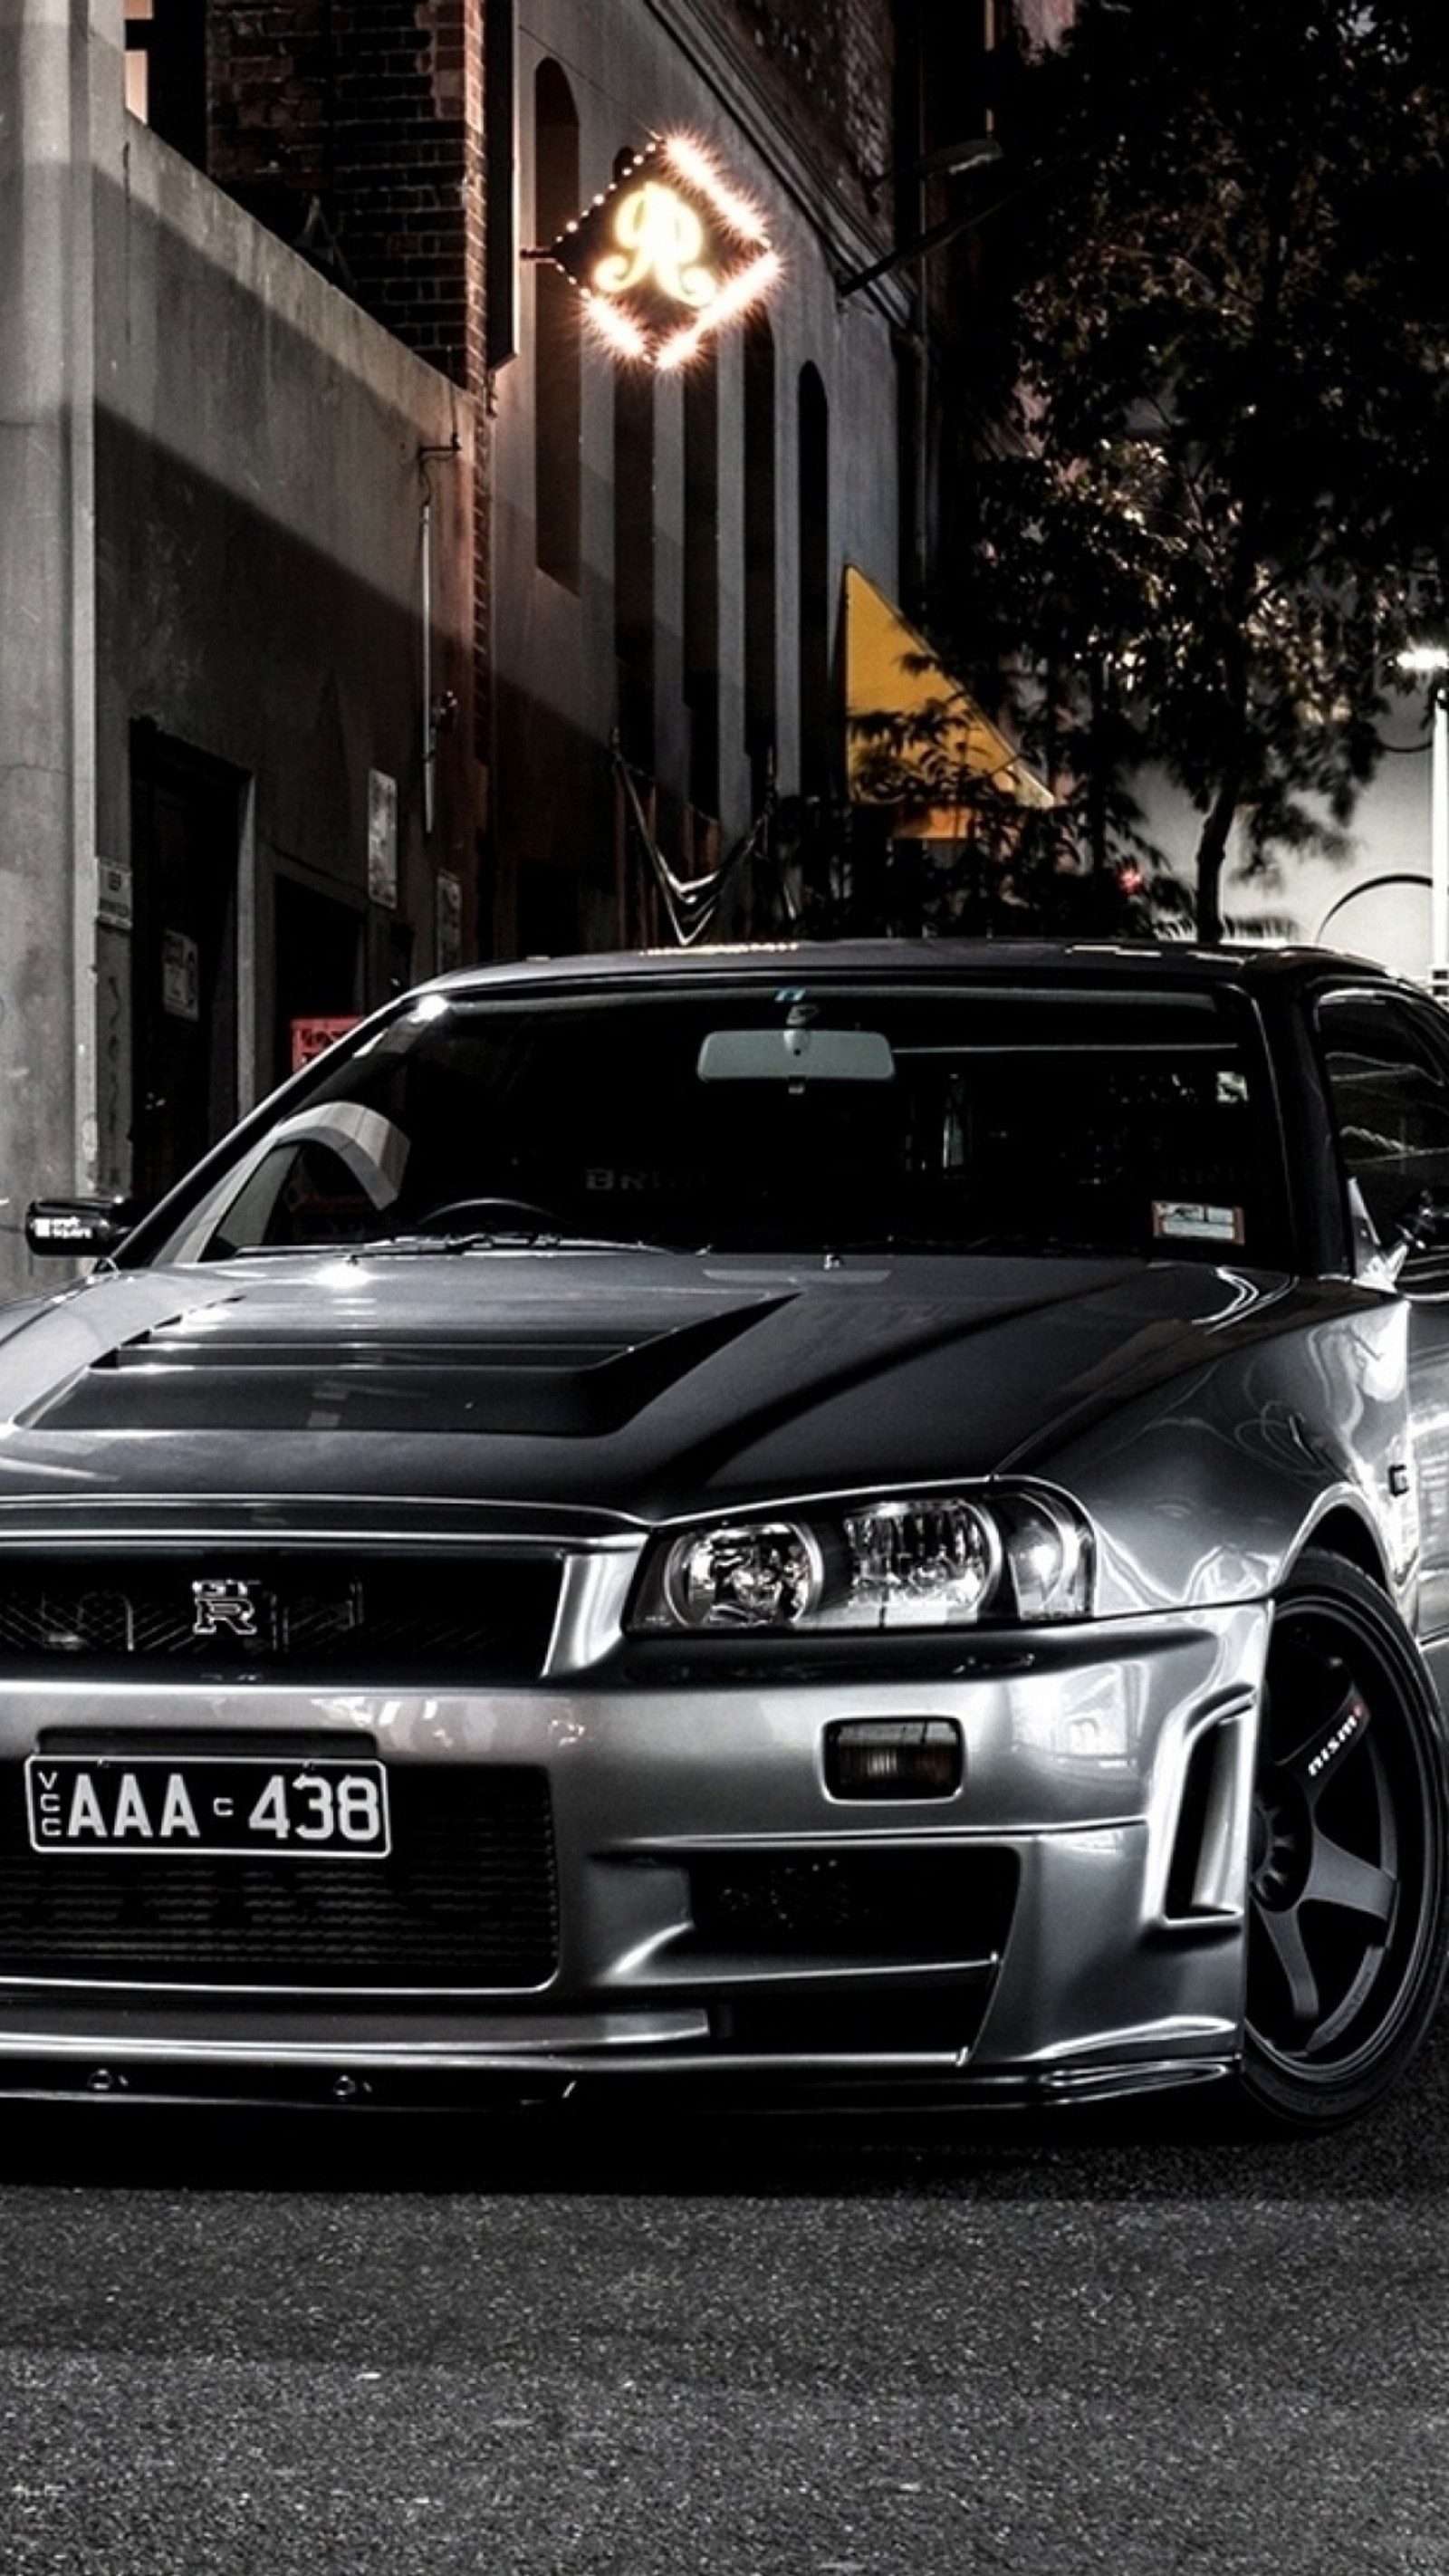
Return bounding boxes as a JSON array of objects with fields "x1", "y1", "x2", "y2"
[
  {"x1": 97, "y1": 859, "x2": 133, "y2": 932},
  {"x1": 290, "y1": 1016, "x2": 360, "y2": 1074},
  {"x1": 368, "y1": 769, "x2": 398, "y2": 908}
]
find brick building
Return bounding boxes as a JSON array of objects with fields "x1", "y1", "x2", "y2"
[{"x1": 0, "y1": 0, "x2": 993, "y2": 1295}]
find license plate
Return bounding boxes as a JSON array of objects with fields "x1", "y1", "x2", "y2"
[{"x1": 24, "y1": 1755, "x2": 390, "y2": 1858}]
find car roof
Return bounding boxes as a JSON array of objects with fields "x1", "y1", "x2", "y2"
[{"x1": 420, "y1": 937, "x2": 1405, "y2": 1004}]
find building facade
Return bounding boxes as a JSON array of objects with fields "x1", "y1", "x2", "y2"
[
  {"x1": 0, "y1": 0, "x2": 969, "y2": 1298},
  {"x1": 2, "y1": 0, "x2": 478, "y2": 1299},
  {"x1": 490, "y1": 0, "x2": 917, "y2": 956}
]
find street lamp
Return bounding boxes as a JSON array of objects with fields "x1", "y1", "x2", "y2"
[
  {"x1": 859, "y1": 135, "x2": 1005, "y2": 212},
  {"x1": 834, "y1": 139, "x2": 1003, "y2": 301},
  {"x1": 1398, "y1": 644, "x2": 1449, "y2": 1000}
]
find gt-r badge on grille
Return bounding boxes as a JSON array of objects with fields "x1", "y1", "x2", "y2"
[{"x1": 191, "y1": 1578, "x2": 261, "y2": 1639}]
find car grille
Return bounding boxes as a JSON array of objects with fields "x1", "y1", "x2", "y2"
[
  {"x1": 0, "y1": 1554, "x2": 561, "y2": 1682},
  {"x1": 0, "y1": 1764, "x2": 558, "y2": 1991}
]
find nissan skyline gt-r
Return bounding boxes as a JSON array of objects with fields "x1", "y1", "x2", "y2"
[{"x1": 14, "y1": 937, "x2": 1449, "y2": 2130}]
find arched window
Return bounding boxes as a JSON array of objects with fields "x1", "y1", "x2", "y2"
[
  {"x1": 614, "y1": 356, "x2": 657, "y2": 767},
  {"x1": 533, "y1": 62, "x2": 581, "y2": 588},
  {"x1": 742, "y1": 311, "x2": 777, "y2": 812},
  {"x1": 797, "y1": 364, "x2": 830, "y2": 798}
]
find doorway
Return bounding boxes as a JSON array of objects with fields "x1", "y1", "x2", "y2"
[
  {"x1": 273, "y1": 877, "x2": 366, "y2": 1090},
  {"x1": 128, "y1": 726, "x2": 244, "y2": 1205}
]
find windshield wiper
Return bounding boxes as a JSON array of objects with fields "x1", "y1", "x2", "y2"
[
  {"x1": 203, "y1": 1231, "x2": 693, "y2": 1261},
  {"x1": 372, "y1": 1228, "x2": 693, "y2": 1255}
]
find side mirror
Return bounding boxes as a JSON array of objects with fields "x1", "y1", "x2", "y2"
[
  {"x1": 24, "y1": 1197, "x2": 140, "y2": 1258},
  {"x1": 1378, "y1": 1186, "x2": 1449, "y2": 1283}
]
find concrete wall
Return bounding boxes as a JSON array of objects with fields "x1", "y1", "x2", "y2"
[
  {"x1": 0, "y1": 0, "x2": 97, "y2": 1286},
  {"x1": 0, "y1": 0, "x2": 480, "y2": 1299},
  {"x1": 93, "y1": 114, "x2": 478, "y2": 984}
]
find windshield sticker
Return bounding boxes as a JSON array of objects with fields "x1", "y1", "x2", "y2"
[{"x1": 1153, "y1": 1201, "x2": 1245, "y2": 1245}]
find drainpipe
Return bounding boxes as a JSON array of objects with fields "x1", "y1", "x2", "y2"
[{"x1": 417, "y1": 438, "x2": 461, "y2": 838}]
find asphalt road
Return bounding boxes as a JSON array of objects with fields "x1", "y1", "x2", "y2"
[{"x1": 1, "y1": 2037, "x2": 1448, "y2": 2576}]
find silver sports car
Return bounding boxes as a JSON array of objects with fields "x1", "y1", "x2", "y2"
[{"x1": 16, "y1": 939, "x2": 1449, "y2": 2129}]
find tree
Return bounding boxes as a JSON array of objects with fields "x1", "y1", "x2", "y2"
[
  {"x1": 840, "y1": 685, "x2": 1148, "y2": 937},
  {"x1": 958, "y1": 0, "x2": 1449, "y2": 940}
]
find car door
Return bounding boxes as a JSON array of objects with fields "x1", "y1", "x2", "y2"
[{"x1": 1316, "y1": 985, "x2": 1449, "y2": 1644}]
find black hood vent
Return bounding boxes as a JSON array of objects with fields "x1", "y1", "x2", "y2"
[{"x1": 22, "y1": 1299, "x2": 785, "y2": 1437}]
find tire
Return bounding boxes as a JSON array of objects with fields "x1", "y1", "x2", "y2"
[{"x1": 1238, "y1": 1548, "x2": 1449, "y2": 2130}]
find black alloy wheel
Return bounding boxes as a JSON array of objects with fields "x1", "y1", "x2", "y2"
[{"x1": 1241, "y1": 1549, "x2": 1449, "y2": 2129}]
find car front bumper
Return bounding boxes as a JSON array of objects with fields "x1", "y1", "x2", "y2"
[{"x1": 0, "y1": 1599, "x2": 1268, "y2": 2110}]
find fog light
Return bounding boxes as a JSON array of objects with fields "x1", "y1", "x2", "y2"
[{"x1": 825, "y1": 1719, "x2": 964, "y2": 1801}]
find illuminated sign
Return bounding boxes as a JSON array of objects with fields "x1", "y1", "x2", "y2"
[{"x1": 534, "y1": 133, "x2": 781, "y2": 370}]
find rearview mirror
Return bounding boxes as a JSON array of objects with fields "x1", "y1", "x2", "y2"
[{"x1": 697, "y1": 1027, "x2": 896, "y2": 1082}]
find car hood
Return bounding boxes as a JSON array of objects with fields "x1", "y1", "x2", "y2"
[{"x1": 0, "y1": 1247, "x2": 1376, "y2": 1528}]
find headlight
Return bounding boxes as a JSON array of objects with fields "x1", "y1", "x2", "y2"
[
  {"x1": 663, "y1": 1521, "x2": 825, "y2": 1629},
  {"x1": 630, "y1": 1484, "x2": 1092, "y2": 1633}
]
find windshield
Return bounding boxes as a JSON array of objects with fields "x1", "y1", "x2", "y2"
[{"x1": 146, "y1": 979, "x2": 1283, "y2": 1266}]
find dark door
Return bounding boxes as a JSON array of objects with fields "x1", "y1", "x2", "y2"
[
  {"x1": 129, "y1": 729, "x2": 242, "y2": 1205},
  {"x1": 273, "y1": 877, "x2": 365, "y2": 1090}
]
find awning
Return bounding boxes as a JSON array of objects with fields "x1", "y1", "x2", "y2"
[{"x1": 843, "y1": 564, "x2": 1053, "y2": 828}]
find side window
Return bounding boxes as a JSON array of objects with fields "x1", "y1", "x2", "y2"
[
  {"x1": 1318, "y1": 993, "x2": 1449, "y2": 1280},
  {"x1": 187, "y1": 1107, "x2": 409, "y2": 1259}
]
